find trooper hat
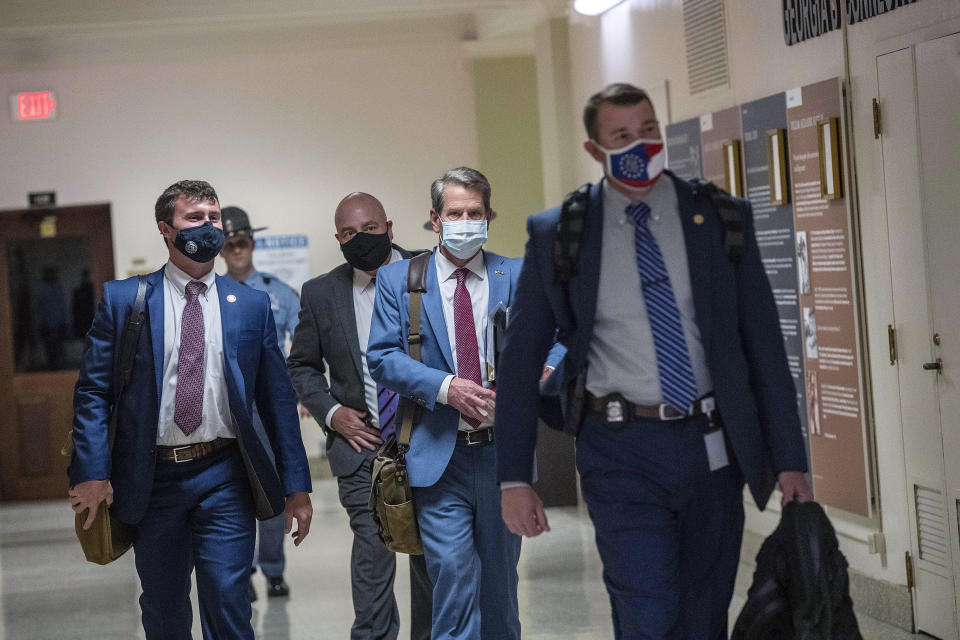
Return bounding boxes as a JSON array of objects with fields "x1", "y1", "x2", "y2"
[{"x1": 221, "y1": 206, "x2": 267, "y2": 238}]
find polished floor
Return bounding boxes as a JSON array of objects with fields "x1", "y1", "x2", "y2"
[{"x1": 0, "y1": 474, "x2": 920, "y2": 639}]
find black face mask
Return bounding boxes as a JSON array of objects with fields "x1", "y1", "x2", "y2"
[
  {"x1": 340, "y1": 232, "x2": 392, "y2": 272},
  {"x1": 172, "y1": 221, "x2": 225, "y2": 263}
]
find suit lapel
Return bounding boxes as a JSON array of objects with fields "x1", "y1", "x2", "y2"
[
  {"x1": 332, "y1": 265, "x2": 364, "y2": 379},
  {"x1": 146, "y1": 268, "x2": 166, "y2": 409},
  {"x1": 421, "y1": 251, "x2": 455, "y2": 372},
  {"x1": 671, "y1": 172, "x2": 713, "y2": 354},
  {"x1": 485, "y1": 252, "x2": 510, "y2": 314},
  {"x1": 216, "y1": 275, "x2": 246, "y2": 405}
]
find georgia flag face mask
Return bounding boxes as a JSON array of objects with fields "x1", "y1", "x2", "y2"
[{"x1": 597, "y1": 137, "x2": 666, "y2": 191}]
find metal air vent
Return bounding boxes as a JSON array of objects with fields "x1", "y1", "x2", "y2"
[
  {"x1": 682, "y1": 0, "x2": 730, "y2": 94},
  {"x1": 915, "y1": 485, "x2": 949, "y2": 568}
]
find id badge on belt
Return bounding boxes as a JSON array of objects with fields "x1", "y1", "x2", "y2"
[{"x1": 700, "y1": 398, "x2": 729, "y2": 472}]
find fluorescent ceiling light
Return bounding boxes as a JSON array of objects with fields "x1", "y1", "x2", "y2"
[{"x1": 573, "y1": 0, "x2": 627, "y2": 16}]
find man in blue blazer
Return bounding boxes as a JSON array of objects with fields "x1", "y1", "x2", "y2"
[
  {"x1": 495, "y1": 84, "x2": 812, "y2": 639},
  {"x1": 68, "y1": 180, "x2": 313, "y2": 639},
  {"x1": 368, "y1": 167, "x2": 560, "y2": 640}
]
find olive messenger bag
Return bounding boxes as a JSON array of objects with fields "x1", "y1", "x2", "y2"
[
  {"x1": 368, "y1": 251, "x2": 432, "y2": 555},
  {"x1": 63, "y1": 274, "x2": 146, "y2": 564}
]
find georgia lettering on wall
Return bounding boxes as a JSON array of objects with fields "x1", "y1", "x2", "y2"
[{"x1": 782, "y1": 0, "x2": 919, "y2": 46}]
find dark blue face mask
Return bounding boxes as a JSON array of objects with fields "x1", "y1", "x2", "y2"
[{"x1": 172, "y1": 221, "x2": 225, "y2": 263}]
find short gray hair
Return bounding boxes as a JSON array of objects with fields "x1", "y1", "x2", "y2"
[{"x1": 430, "y1": 166, "x2": 491, "y2": 214}]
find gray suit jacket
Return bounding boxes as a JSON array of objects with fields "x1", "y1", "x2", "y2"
[{"x1": 288, "y1": 246, "x2": 415, "y2": 477}]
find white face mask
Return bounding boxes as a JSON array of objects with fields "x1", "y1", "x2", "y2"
[{"x1": 441, "y1": 219, "x2": 488, "y2": 260}]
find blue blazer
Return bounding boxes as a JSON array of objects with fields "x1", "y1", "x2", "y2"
[
  {"x1": 494, "y1": 175, "x2": 808, "y2": 509},
  {"x1": 368, "y1": 250, "x2": 562, "y2": 488},
  {"x1": 70, "y1": 267, "x2": 312, "y2": 525}
]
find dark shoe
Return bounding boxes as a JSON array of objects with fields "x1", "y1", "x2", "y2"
[
  {"x1": 266, "y1": 576, "x2": 290, "y2": 597},
  {"x1": 248, "y1": 578, "x2": 258, "y2": 603}
]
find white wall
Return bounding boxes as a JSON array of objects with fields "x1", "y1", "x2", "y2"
[
  {"x1": 0, "y1": 22, "x2": 478, "y2": 279},
  {"x1": 562, "y1": 0, "x2": 960, "y2": 587}
]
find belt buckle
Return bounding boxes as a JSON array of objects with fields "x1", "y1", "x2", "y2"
[
  {"x1": 604, "y1": 394, "x2": 627, "y2": 425},
  {"x1": 466, "y1": 429, "x2": 490, "y2": 446},
  {"x1": 172, "y1": 445, "x2": 193, "y2": 463},
  {"x1": 658, "y1": 404, "x2": 686, "y2": 421}
]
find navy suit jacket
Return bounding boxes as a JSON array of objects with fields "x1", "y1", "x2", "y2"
[
  {"x1": 494, "y1": 174, "x2": 808, "y2": 509},
  {"x1": 70, "y1": 267, "x2": 312, "y2": 525},
  {"x1": 368, "y1": 249, "x2": 563, "y2": 488}
]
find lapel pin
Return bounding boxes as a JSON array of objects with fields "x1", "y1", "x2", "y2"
[
  {"x1": 693, "y1": 214, "x2": 705, "y2": 225},
  {"x1": 495, "y1": 270, "x2": 505, "y2": 275},
  {"x1": 226, "y1": 294, "x2": 237, "y2": 303}
]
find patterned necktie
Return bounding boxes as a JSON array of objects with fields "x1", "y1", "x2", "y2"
[
  {"x1": 377, "y1": 385, "x2": 399, "y2": 441},
  {"x1": 174, "y1": 280, "x2": 207, "y2": 435},
  {"x1": 453, "y1": 268, "x2": 482, "y2": 428},
  {"x1": 625, "y1": 202, "x2": 698, "y2": 414}
]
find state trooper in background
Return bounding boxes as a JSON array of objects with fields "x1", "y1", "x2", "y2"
[{"x1": 220, "y1": 205, "x2": 301, "y2": 601}]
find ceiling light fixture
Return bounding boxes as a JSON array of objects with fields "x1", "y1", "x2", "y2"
[{"x1": 573, "y1": 0, "x2": 628, "y2": 16}]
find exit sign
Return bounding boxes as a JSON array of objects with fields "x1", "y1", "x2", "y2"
[{"x1": 11, "y1": 91, "x2": 58, "y2": 121}]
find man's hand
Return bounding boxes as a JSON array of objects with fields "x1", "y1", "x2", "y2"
[
  {"x1": 446, "y1": 377, "x2": 496, "y2": 423},
  {"x1": 501, "y1": 485, "x2": 550, "y2": 537},
  {"x1": 68, "y1": 479, "x2": 113, "y2": 530},
  {"x1": 778, "y1": 471, "x2": 813, "y2": 506},
  {"x1": 331, "y1": 406, "x2": 382, "y2": 453},
  {"x1": 539, "y1": 366, "x2": 555, "y2": 387},
  {"x1": 284, "y1": 492, "x2": 313, "y2": 546}
]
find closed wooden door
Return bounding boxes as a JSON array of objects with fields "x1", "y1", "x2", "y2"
[{"x1": 0, "y1": 204, "x2": 114, "y2": 500}]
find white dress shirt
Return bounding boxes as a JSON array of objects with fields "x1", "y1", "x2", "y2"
[
  {"x1": 434, "y1": 248, "x2": 492, "y2": 431},
  {"x1": 156, "y1": 261, "x2": 235, "y2": 446},
  {"x1": 324, "y1": 249, "x2": 402, "y2": 429}
]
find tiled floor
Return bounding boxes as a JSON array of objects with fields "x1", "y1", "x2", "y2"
[{"x1": 0, "y1": 475, "x2": 923, "y2": 639}]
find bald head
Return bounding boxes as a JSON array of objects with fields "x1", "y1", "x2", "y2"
[{"x1": 334, "y1": 192, "x2": 393, "y2": 246}]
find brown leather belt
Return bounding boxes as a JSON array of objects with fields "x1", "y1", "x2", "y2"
[
  {"x1": 456, "y1": 427, "x2": 494, "y2": 446},
  {"x1": 586, "y1": 392, "x2": 716, "y2": 422},
  {"x1": 157, "y1": 437, "x2": 236, "y2": 463}
]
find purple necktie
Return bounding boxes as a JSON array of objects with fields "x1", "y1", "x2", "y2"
[
  {"x1": 377, "y1": 384, "x2": 399, "y2": 441},
  {"x1": 174, "y1": 280, "x2": 207, "y2": 435},
  {"x1": 454, "y1": 268, "x2": 482, "y2": 428}
]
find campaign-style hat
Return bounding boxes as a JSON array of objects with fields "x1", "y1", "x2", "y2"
[{"x1": 221, "y1": 206, "x2": 267, "y2": 238}]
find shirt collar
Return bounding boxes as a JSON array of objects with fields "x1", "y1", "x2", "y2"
[
  {"x1": 436, "y1": 247, "x2": 486, "y2": 284},
  {"x1": 165, "y1": 260, "x2": 216, "y2": 298},
  {"x1": 353, "y1": 248, "x2": 401, "y2": 290},
  {"x1": 602, "y1": 173, "x2": 674, "y2": 219}
]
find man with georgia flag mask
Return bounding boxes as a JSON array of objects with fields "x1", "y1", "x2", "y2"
[{"x1": 494, "y1": 83, "x2": 812, "y2": 638}]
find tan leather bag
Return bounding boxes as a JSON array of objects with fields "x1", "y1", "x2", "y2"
[{"x1": 369, "y1": 251, "x2": 430, "y2": 555}]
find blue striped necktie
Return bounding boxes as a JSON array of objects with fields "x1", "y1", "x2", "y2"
[
  {"x1": 377, "y1": 385, "x2": 399, "y2": 441},
  {"x1": 625, "y1": 201, "x2": 698, "y2": 414}
]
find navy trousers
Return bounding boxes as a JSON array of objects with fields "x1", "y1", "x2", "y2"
[
  {"x1": 576, "y1": 412, "x2": 745, "y2": 640},
  {"x1": 133, "y1": 446, "x2": 257, "y2": 640},
  {"x1": 414, "y1": 442, "x2": 521, "y2": 640}
]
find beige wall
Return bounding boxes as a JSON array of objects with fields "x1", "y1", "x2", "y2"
[
  {"x1": 0, "y1": 23, "x2": 478, "y2": 279},
  {"x1": 560, "y1": 0, "x2": 960, "y2": 588},
  {"x1": 472, "y1": 55, "x2": 545, "y2": 258}
]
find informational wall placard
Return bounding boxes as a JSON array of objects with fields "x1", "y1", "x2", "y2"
[
  {"x1": 786, "y1": 78, "x2": 869, "y2": 517},
  {"x1": 699, "y1": 106, "x2": 742, "y2": 193},
  {"x1": 253, "y1": 234, "x2": 310, "y2": 294},
  {"x1": 740, "y1": 93, "x2": 811, "y2": 470},
  {"x1": 664, "y1": 117, "x2": 703, "y2": 181}
]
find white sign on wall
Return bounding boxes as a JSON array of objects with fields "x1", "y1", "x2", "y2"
[{"x1": 253, "y1": 234, "x2": 310, "y2": 294}]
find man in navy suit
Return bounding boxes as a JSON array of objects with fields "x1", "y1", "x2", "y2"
[
  {"x1": 68, "y1": 180, "x2": 313, "y2": 639},
  {"x1": 368, "y1": 168, "x2": 560, "y2": 640},
  {"x1": 495, "y1": 84, "x2": 812, "y2": 639}
]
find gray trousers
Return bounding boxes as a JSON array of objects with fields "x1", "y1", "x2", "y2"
[{"x1": 338, "y1": 457, "x2": 433, "y2": 640}]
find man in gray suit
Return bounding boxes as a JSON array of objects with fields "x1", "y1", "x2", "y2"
[{"x1": 288, "y1": 192, "x2": 432, "y2": 640}]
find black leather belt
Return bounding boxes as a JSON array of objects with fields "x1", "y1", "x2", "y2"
[
  {"x1": 586, "y1": 392, "x2": 716, "y2": 423},
  {"x1": 456, "y1": 427, "x2": 494, "y2": 446},
  {"x1": 157, "y1": 437, "x2": 236, "y2": 463}
]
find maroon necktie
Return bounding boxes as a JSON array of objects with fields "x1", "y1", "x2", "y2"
[
  {"x1": 174, "y1": 280, "x2": 207, "y2": 435},
  {"x1": 454, "y1": 268, "x2": 482, "y2": 428}
]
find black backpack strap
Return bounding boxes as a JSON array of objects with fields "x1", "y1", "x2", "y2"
[
  {"x1": 554, "y1": 183, "x2": 592, "y2": 284},
  {"x1": 690, "y1": 178, "x2": 745, "y2": 263},
  {"x1": 108, "y1": 275, "x2": 148, "y2": 450}
]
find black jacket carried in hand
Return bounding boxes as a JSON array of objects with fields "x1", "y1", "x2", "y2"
[{"x1": 732, "y1": 501, "x2": 863, "y2": 640}]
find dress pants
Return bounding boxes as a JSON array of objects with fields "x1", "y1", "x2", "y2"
[
  {"x1": 576, "y1": 411, "x2": 745, "y2": 640},
  {"x1": 133, "y1": 446, "x2": 257, "y2": 640},
  {"x1": 338, "y1": 455, "x2": 433, "y2": 640},
  {"x1": 414, "y1": 441, "x2": 522, "y2": 640}
]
